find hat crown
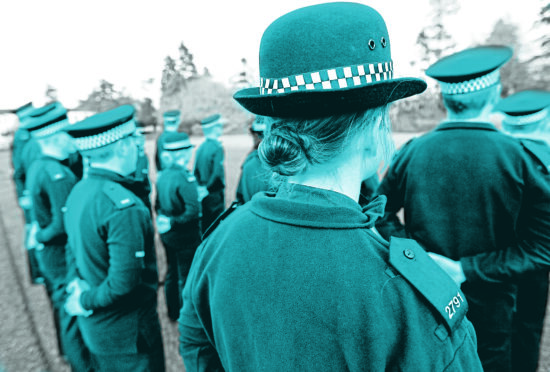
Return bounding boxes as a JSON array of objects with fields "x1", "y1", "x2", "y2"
[{"x1": 259, "y1": 2, "x2": 391, "y2": 79}]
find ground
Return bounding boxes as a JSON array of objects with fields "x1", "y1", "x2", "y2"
[{"x1": 0, "y1": 133, "x2": 548, "y2": 371}]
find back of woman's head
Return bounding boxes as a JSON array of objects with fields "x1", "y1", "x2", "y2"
[{"x1": 259, "y1": 105, "x2": 393, "y2": 176}]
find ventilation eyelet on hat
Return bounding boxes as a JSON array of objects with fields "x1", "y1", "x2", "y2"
[
  {"x1": 368, "y1": 39, "x2": 376, "y2": 50},
  {"x1": 381, "y1": 37, "x2": 387, "y2": 48}
]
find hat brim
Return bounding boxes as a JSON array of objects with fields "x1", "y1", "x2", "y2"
[{"x1": 234, "y1": 78, "x2": 426, "y2": 118}]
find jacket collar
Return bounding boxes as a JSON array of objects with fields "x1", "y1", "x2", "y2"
[
  {"x1": 435, "y1": 121, "x2": 498, "y2": 132},
  {"x1": 88, "y1": 167, "x2": 129, "y2": 184},
  {"x1": 249, "y1": 182, "x2": 386, "y2": 229}
]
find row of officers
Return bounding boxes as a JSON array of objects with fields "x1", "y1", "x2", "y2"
[
  {"x1": 10, "y1": 100, "x2": 269, "y2": 370},
  {"x1": 6, "y1": 9, "x2": 550, "y2": 372}
]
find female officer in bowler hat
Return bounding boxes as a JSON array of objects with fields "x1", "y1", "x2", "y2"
[{"x1": 178, "y1": 3, "x2": 482, "y2": 371}]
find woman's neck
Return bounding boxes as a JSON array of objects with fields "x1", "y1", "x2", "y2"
[{"x1": 288, "y1": 154, "x2": 364, "y2": 202}]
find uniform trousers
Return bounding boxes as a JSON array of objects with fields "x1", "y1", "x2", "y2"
[
  {"x1": 201, "y1": 190, "x2": 225, "y2": 232},
  {"x1": 462, "y1": 281, "x2": 518, "y2": 372},
  {"x1": 36, "y1": 244, "x2": 91, "y2": 371},
  {"x1": 511, "y1": 271, "x2": 549, "y2": 372},
  {"x1": 162, "y1": 235, "x2": 200, "y2": 321}
]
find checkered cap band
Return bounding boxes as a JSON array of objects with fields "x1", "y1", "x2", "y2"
[
  {"x1": 439, "y1": 69, "x2": 500, "y2": 95},
  {"x1": 74, "y1": 119, "x2": 136, "y2": 151},
  {"x1": 164, "y1": 140, "x2": 193, "y2": 150},
  {"x1": 259, "y1": 61, "x2": 393, "y2": 95},
  {"x1": 31, "y1": 119, "x2": 71, "y2": 138},
  {"x1": 502, "y1": 108, "x2": 549, "y2": 126}
]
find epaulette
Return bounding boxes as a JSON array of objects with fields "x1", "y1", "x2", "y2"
[
  {"x1": 389, "y1": 237, "x2": 468, "y2": 333},
  {"x1": 102, "y1": 182, "x2": 136, "y2": 210},
  {"x1": 46, "y1": 162, "x2": 67, "y2": 182},
  {"x1": 202, "y1": 201, "x2": 239, "y2": 240},
  {"x1": 520, "y1": 139, "x2": 550, "y2": 174}
]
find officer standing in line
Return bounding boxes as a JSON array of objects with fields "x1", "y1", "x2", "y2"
[
  {"x1": 22, "y1": 104, "x2": 91, "y2": 370},
  {"x1": 180, "y1": 3, "x2": 482, "y2": 371},
  {"x1": 194, "y1": 114, "x2": 226, "y2": 230},
  {"x1": 155, "y1": 110, "x2": 181, "y2": 171},
  {"x1": 376, "y1": 46, "x2": 550, "y2": 372},
  {"x1": 235, "y1": 116, "x2": 271, "y2": 205},
  {"x1": 155, "y1": 131, "x2": 201, "y2": 321},
  {"x1": 9, "y1": 101, "x2": 44, "y2": 284},
  {"x1": 497, "y1": 90, "x2": 550, "y2": 372},
  {"x1": 63, "y1": 105, "x2": 165, "y2": 371}
]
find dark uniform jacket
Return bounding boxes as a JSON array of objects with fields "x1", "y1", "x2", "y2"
[
  {"x1": 26, "y1": 156, "x2": 77, "y2": 246},
  {"x1": 376, "y1": 122, "x2": 550, "y2": 281},
  {"x1": 179, "y1": 183, "x2": 482, "y2": 372},
  {"x1": 123, "y1": 153, "x2": 152, "y2": 212},
  {"x1": 155, "y1": 131, "x2": 170, "y2": 171},
  {"x1": 64, "y1": 168, "x2": 160, "y2": 356},
  {"x1": 13, "y1": 136, "x2": 40, "y2": 199},
  {"x1": 155, "y1": 166, "x2": 201, "y2": 247},
  {"x1": 194, "y1": 138, "x2": 225, "y2": 194},
  {"x1": 235, "y1": 149, "x2": 271, "y2": 204}
]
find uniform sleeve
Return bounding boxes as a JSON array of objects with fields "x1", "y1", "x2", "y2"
[
  {"x1": 461, "y1": 165, "x2": 550, "y2": 282},
  {"x1": 36, "y1": 176, "x2": 76, "y2": 244},
  {"x1": 179, "y1": 247, "x2": 225, "y2": 372},
  {"x1": 205, "y1": 146, "x2": 225, "y2": 192},
  {"x1": 375, "y1": 153, "x2": 407, "y2": 240},
  {"x1": 80, "y1": 206, "x2": 149, "y2": 310},
  {"x1": 173, "y1": 181, "x2": 201, "y2": 225}
]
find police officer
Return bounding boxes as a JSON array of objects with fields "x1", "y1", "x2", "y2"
[
  {"x1": 376, "y1": 47, "x2": 550, "y2": 372},
  {"x1": 179, "y1": 3, "x2": 482, "y2": 371},
  {"x1": 9, "y1": 101, "x2": 44, "y2": 284},
  {"x1": 22, "y1": 103, "x2": 91, "y2": 370},
  {"x1": 194, "y1": 114, "x2": 225, "y2": 230},
  {"x1": 155, "y1": 110, "x2": 181, "y2": 171},
  {"x1": 63, "y1": 105, "x2": 165, "y2": 371},
  {"x1": 235, "y1": 116, "x2": 272, "y2": 204},
  {"x1": 496, "y1": 90, "x2": 550, "y2": 372},
  {"x1": 155, "y1": 131, "x2": 201, "y2": 321}
]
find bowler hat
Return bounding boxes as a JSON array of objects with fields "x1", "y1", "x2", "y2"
[{"x1": 233, "y1": 2, "x2": 426, "y2": 118}]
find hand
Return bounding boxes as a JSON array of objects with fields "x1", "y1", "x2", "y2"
[
  {"x1": 65, "y1": 278, "x2": 93, "y2": 317},
  {"x1": 197, "y1": 186, "x2": 209, "y2": 202},
  {"x1": 26, "y1": 222, "x2": 39, "y2": 250},
  {"x1": 428, "y1": 252, "x2": 466, "y2": 286},
  {"x1": 18, "y1": 195, "x2": 32, "y2": 210},
  {"x1": 156, "y1": 214, "x2": 172, "y2": 234}
]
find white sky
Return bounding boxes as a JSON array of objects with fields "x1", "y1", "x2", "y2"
[{"x1": 0, "y1": 0, "x2": 543, "y2": 109}]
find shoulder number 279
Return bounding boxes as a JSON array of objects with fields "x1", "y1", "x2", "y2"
[{"x1": 445, "y1": 292, "x2": 464, "y2": 320}]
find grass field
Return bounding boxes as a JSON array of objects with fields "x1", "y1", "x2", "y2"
[{"x1": 0, "y1": 132, "x2": 548, "y2": 371}]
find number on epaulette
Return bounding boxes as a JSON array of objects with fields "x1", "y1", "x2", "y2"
[{"x1": 444, "y1": 292, "x2": 465, "y2": 320}]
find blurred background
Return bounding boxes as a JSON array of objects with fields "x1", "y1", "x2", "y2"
[{"x1": 0, "y1": 0, "x2": 548, "y2": 145}]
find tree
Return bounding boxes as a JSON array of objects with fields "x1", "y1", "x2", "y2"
[
  {"x1": 178, "y1": 42, "x2": 199, "y2": 80},
  {"x1": 137, "y1": 97, "x2": 157, "y2": 129},
  {"x1": 525, "y1": 2, "x2": 550, "y2": 88},
  {"x1": 416, "y1": 0, "x2": 459, "y2": 68},
  {"x1": 161, "y1": 56, "x2": 185, "y2": 95},
  {"x1": 483, "y1": 19, "x2": 533, "y2": 96},
  {"x1": 77, "y1": 79, "x2": 133, "y2": 112}
]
